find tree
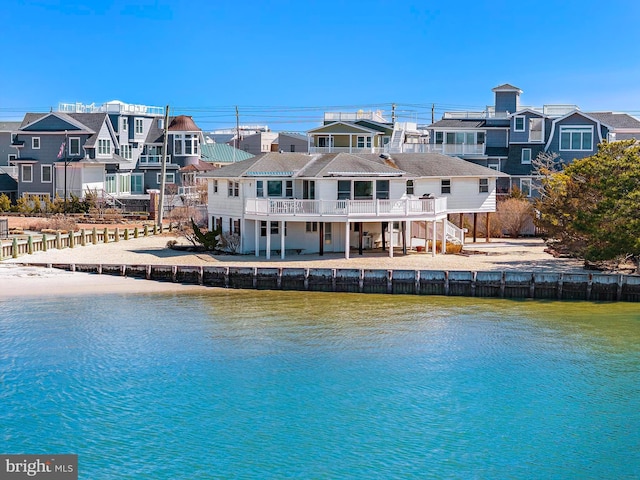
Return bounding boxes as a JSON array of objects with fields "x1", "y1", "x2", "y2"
[
  {"x1": 496, "y1": 197, "x2": 534, "y2": 238},
  {"x1": 534, "y1": 140, "x2": 640, "y2": 269}
]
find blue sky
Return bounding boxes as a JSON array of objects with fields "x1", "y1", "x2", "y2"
[{"x1": 2, "y1": 0, "x2": 640, "y2": 131}]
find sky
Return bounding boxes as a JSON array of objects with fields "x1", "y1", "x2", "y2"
[{"x1": 2, "y1": 0, "x2": 640, "y2": 132}]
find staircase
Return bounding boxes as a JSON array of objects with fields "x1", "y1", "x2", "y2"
[
  {"x1": 445, "y1": 220, "x2": 465, "y2": 245},
  {"x1": 389, "y1": 126, "x2": 405, "y2": 153}
]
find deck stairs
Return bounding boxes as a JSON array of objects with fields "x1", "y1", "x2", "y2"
[{"x1": 389, "y1": 126, "x2": 405, "y2": 153}]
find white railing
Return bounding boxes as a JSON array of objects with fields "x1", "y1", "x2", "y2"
[
  {"x1": 0, "y1": 166, "x2": 18, "y2": 179},
  {"x1": 422, "y1": 144, "x2": 485, "y2": 155},
  {"x1": 245, "y1": 197, "x2": 447, "y2": 218},
  {"x1": 58, "y1": 101, "x2": 164, "y2": 116},
  {"x1": 445, "y1": 220, "x2": 465, "y2": 245},
  {"x1": 139, "y1": 154, "x2": 171, "y2": 165},
  {"x1": 324, "y1": 111, "x2": 388, "y2": 123},
  {"x1": 308, "y1": 146, "x2": 386, "y2": 154}
]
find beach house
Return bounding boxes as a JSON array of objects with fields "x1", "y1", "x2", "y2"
[{"x1": 207, "y1": 152, "x2": 506, "y2": 259}]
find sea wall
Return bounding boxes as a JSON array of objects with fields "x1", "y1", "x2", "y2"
[{"x1": 28, "y1": 263, "x2": 640, "y2": 302}]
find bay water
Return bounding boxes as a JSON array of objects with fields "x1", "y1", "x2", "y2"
[{"x1": 1, "y1": 290, "x2": 639, "y2": 479}]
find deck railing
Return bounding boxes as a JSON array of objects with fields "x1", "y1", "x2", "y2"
[{"x1": 245, "y1": 197, "x2": 447, "y2": 218}]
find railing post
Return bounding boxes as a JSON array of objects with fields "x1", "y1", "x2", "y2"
[
  {"x1": 81, "y1": 229, "x2": 86, "y2": 246},
  {"x1": 144, "y1": 224, "x2": 149, "y2": 237},
  {"x1": 69, "y1": 231, "x2": 74, "y2": 248},
  {"x1": 114, "y1": 227, "x2": 120, "y2": 242},
  {"x1": 27, "y1": 236, "x2": 33, "y2": 254},
  {"x1": 92, "y1": 227, "x2": 98, "y2": 245},
  {"x1": 56, "y1": 231, "x2": 61, "y2": 249},
  {"x1": 42, "y1": 233, "x2": 47, "y2": 252},
  {"x1": 134, "y1": 227, "x2": 139, "y2": 238},
  {"x1": 12, "y1": 237, "x2": 18, "y2": 258},
  {"x1": 124, "y1": 228, "x2": 129, "y2": 240},
  {"x1": 104, "y1": 227, "x2": 109, "y2": 243}
]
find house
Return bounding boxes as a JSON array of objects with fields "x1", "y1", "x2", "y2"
[
  {"x1": 238, "y1": 131, "x2": 278, "y2": 155},
  {"x1": 200, "y1": 141, "x2": 254, "y2": 168},
  {"x1": 427, "y1": 84, "x2": 640, "y2": 196},
  {"x1": 0, "y1": 121, "x2": 20, "y2": 201},
  {"x1": 277, "y1": 132, "x2": 308, "y2": 153},
  {"x1": 207, "y1": 152, "x2": 506, "y2": 259},
  {"x1": 307, "y1": 111, "x2": 429, "y2": 154}
]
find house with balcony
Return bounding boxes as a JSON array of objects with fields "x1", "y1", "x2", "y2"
[
  {"x1": 428, "y1": 84, "x2": 640, "y2": 196},
  {"x1": 307, "y1": 111, "x2": 429, "y2": 155},
  {"x1": 207, "y1": 151, "x2": 506, "y2": 259}
]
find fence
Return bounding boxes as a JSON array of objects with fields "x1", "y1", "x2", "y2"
[{"x1": 0, "y1": 224, "x2": 166, "y2": 260}]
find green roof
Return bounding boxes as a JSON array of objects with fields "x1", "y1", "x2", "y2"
[{"x1": 201, "y1": 143, "x2": 254, "y2": 163}]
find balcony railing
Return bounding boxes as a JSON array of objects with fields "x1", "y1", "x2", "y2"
[
  {"x1": 139, "y1": 154, "x2": 171, "y2": 165},
  {"x1": 422, "y1": 144, "x2": 485, "y2": 156},
  {"x1": 245, "y1": 197, "x2": 447, "y2": 219},
  {"x1": 308, "y1": 146, "x2": 386, "y2": 154}
]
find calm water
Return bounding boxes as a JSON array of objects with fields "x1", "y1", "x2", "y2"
[{"x1": 1, "y1": 290, "x2": 639, "y2": 479}]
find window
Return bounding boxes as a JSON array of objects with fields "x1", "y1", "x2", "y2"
[
  {"x1": 560, "y1": 126, "x2": 593, "y2": 151},
  {"x1": 98, "y1": 139, "x2": 111, "y2": 155},
  {"x1": 479, "y1": 178, "x2": 489, "y2": 193},
  {"x1": 135, "y1": 118, "x2": 144, "y2": 135},
  {"x1": 354, "y1": 180, "x2": 373, "y2": 199},
  {"x1": 267, "y1": 180, "x2": 282, "y2": 197},
  {"x1": 32, "y1": 137, "x2": 40, "y2": 149},
  {"x1": 521, "y1": 148, "x2": 532, "y2": 164},
  {"x1": 318, "y1": 136, "x2": 333, "y2": 148},
  {"x1": 120, "y1": 144, "x2": 132, "y2": 159},
  {"x1": 69, "y1": 137, "x2": 81, "y2": 156},
  {"x1": 213, "y1": 180, "x2": 218, "y2": 194},
  {"x1": 529, "y1": 118, "x2": 543, "y2": 142},
  {"x1": 305, "y1": 222, "x2": 318, "y2": 233},
  {"x1": 41, "y1": 165, "x2": 52, "y2": 183},
  {"x1": 303, "y1": 180, "x2": 315, "y2": 199},
  {"x1": 514, "y1": 116, "x2": 525, "y2": 132},
  {"x1": 476, "y1": 132, "x2": 485, "y2": 144},
  {"x1": 156, "y1": 172, "x2": 175, "y2": 184},
  {"x1": 441, "y1": 179, "x2": 451, "y2": 194},
  {"x1": 290, "y1": 144, "x2": 296, "y2": 152},
  {"x1": 256, "y1": 180, "x2": 263, "y2": 197},
  {"x1": 8, "y1": 154, "x2": 16, "y2": 163},
  {"x1": 184, "y1": 134, "x2": 198, "y2": 155},
  {"x1": 435, "y1": 132, "x2": 443, "y2": 144},
  {"x1": 406, "y1": 180, "x2": 414, "y2": 195},
  {"x1": 105, "y1": 174, "x2": 116, "y2": 194},
  {"x1": 21, "y1": 164, "x2": 33, "y2": 182},
  {"x1": 520, "y1": 178, "x2": 532, "y2": 197},
  {"x1": 324, "y1": 222, "x2": 332, "y2": 244},
  {"x1": 487, "y1": 160, "x2": 500, "y2": 171},
  {"x1": 233, "y1": 219, "x2": 240, "y2": 236},
  {"x1": 357, "y1": 136, "x2": 371, "y2": 148},
  {"x1": 228, "y1": 181, "x2": 239, "y2": 197},
  {"x1": 122, "y1": 117, "x2": 128, "y2": 131},
  {"x1": 260, "y1": 221, "x2": 279, "y2": 236},
  {"x1": 337, "y1": 180, "x2": 351, "y2": 199},
  {"x1": 131, "y1": 173, "x2": 144, "y2": 194},
  {"x1": 173, "y1": 135, "x2": 183, "y2": 155},
  {"x1": 376, "y1": 180, "x2": 390, "y2": 199},
  {"x1": 285, "y1": 180, "x2": 293, "y2": 197}
]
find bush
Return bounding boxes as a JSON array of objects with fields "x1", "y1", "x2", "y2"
[
  {"x1": 496, "y1": 198, "x2": 534, "y2": 238},
  {"x1": 0, "y1": 193, "x2": 11, "y2": 212}
]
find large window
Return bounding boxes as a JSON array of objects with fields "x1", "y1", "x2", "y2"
[
  {"x1": 356, "y1": 136, "x2": 372, "y2": 148},
  {"x1": 98, "y1": 139, "x2": 111, "y2": 155},
  {"x1": 173, "y1": 134, "x2": 199, "y2": 156},
  {"x1": 444, "y1": 131, "x2": 484, "y2": 144},
  {"x1": 21, "y1": 164, "x2": 33, "y2": 182},
  {"x1": 41, "y1": 165, "x2": 52, "y2": 183},
  {"x1": 131, "y1": 174, "x2": 144, "y2": 194},
  {"x1": 354, "y1": 181, "x2": 372, "y2": 199},
  {"x1": 560, "y1": 126, "x2": 593, "y2": 151},
  {"x1": 69, "y1": 137, "x2": 81, "y2": 156},
  {"x1": 521, "y1": 148, "x2": 532, "y2": 164},
  {"x1": 435, "y1": 132, "x2": 443, "y2": 144},
  {"x1": 441, "y1": 179, "x2": 451, "y2": 194},
  {"x1": 376, "y1": 180, "x2": 390, "y2": 199},
  {"x1": 303, "y1": 180, "x2": 315, "y2": 199},
  {"x1": 337, "y1": 180, "x2": 351, "y2": 200}
]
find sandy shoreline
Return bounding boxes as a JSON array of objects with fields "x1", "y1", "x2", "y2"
[{"x1": 1, "y1": 234, "x2": 587, "y2": 297}]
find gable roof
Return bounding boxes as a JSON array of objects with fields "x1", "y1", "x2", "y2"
[
  {"x1": 492, "y1": 83, "x2": 523, "y2": 93},
  {"x1": 19, "y1": 112, "x2": 94, "y2": 133},
  {"x1": 544, "y1": 110, "x2": 604, "y2": 150},
  {"x1": 301, "y1": 152, "x2": 404, "y2": 177},
  {"x1": 585, "y1": 112, "x2": 640, "y2": 130}
]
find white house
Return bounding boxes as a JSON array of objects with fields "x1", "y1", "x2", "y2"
[{"x1": 207, "y1": 152, "x2": 507, "y2": 259}]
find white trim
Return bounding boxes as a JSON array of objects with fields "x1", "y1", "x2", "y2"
[
  {"x1": 41, "y1": 164, "x2": 52, "y2": 183},
  {"x1": 521, "y1": 148, "x2": 532, "y2": 164},
  {"x1": 21, "y1": 164, "x2": 33, "y2": 182},
  {"x1": 8, "y1": 153, "x2": 17, "y2": 163},
  {"x1": 69, "y1": 137, "x2": 81, "y2": 156},
  {"x1": 558, "y1": 125, "x2": 594, "y2": 152},
  {"x1": 307, "y1": 121, "x2": 384, "y2": 135},
  {"x1": 156, "y1": 172, "x2": 175, "y2": 184},
  {"x1": 513, "y1": 116, "x2": 525, "y2": 132},
  {"x1": 545, "y1": 110, "x2": 603, "y2": 151}
]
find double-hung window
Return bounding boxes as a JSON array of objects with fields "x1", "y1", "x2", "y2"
[
  {"x1": 560, "y1": 126, "x2": 593, "y2": 151},
  {"x1": 479, "y1": 178, "x2": 489, "y2": 193},
  {"x1": 21, "y1": 165, "x2": 33, "y2": 183},
  {"x1": 32, "y1": 137, "x2": 40, "y2": 149},
  {"x1": 441, "y1": 179, "x2": 451, "y2": 194},
  {"x1": 134, "y1": 118, "x2": 144, "y2": 135},
  {"x1": 514, "y1": 116, "x2": 525, "y2": 132},
  {"x1": 228, "y1": 181, "x2": 239, "y2": 197},
  {"x1": 41, "y1": 165, "x2": 52, "y2": 183},
  {"x1": 98, "y1": 139, "x2": 111, "y2": 155},
  {"x1": 357, "y1": 136, "x2": 372, "y2": 148},
  {"x1": 69, "y1": 137, "x2": 81, "y2": 156},
  {"x1": 521, "y1": 148, "x2": 532, "y2": 164}
]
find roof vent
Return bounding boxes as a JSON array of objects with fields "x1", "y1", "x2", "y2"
[{"x1": 379, "y1": 153, "x2": 390, "y2": 159}]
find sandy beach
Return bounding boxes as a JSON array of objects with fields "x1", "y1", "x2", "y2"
[{"x1": 0, "y1": 232, "x2": 588, "y2": 298}]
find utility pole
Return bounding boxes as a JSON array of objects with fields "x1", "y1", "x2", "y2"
[
  {"x1": 432, "y1": 103, "x2": 435, "y2": 124},
  {"x1": 157, "y1": 105, "x2": 170, "y2": 228},
  {"x1": 235, "y1": 106, "x2": 240, "y2": 150},
  {"x1": 391, "y1": 103, "x2": 396, "y2": 124}
]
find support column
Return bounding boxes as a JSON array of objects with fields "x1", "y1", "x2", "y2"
[
  {"x1": 388, "y1": 221, "x2": 394, "y2": 258},
  {"x1": 280, "y1": 220, "x2": 286, "y2": 259},
  {"x1": 255, "y1": 220, "x2": 260, "y2": 257},
  {"x1": 473, "y1": 212, "x2": 478, "y2": 243},
  {"x1": 432, "y1": 220, "x2": 437, "y2": 257},
  {"x1": 486, "y1": 212, "x2": 491, "y2": 243},
  {"x1": 401, "y1": 221, "x2": 407, "y2": 255},
  {"x1": 358, "y1": 222, "x2": 363, "y2": 255},
  {"x1": 423, "y1": 220, "x2": 428, "y2": 254},
  {"x1": 266, "y1": 221, "x2": 271, "y2": 260},
  {"x1": 442, "y1": 219, "x2": 447, "y2": 254},
  {"x1": 319, "y1": 222, "x2": 324, "y2": 256},
  {"x1": 381, "y1": 222, "x2": 386, "y2": 251},
  {"x1": 345, "y1": 221, "x2": 350, "y2": 259},
  {"x1": 407, "y1": 221, "x2": 412, "y2": 251}
]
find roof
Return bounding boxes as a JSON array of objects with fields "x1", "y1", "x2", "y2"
[
  {"x1": 200, "y1": 143, "x2": 254, "y2": 163},
  {"x1": 168, "y1": 115, "x2": 201, "y2": 131},
  {"x1": 213, "y1": 152, "x2": 507, "y2": 179},
  {"x1": 429, "y1": 119, "x2": 487, "y2": 129},
  {"x1": 278, "y1": 132, "x2": 307, "y2": 141},
  {"x1": 180, "y1": 160, "x2": 218, "y2": 173},
  {"x1": 0, "y1": 121, "x2": 21, "y2": 131},
  {"x1": 492, "y1": 83, "x2": 523, "y2": 93},
  {"x1": 585, "y1": 112, "x2": 640, "y2": 130},
  {"x1": 0, "y1": 173, "x2": 17, "y2": 192}
]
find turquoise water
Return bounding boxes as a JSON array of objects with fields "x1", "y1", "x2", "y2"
[{"x1": 1, "y1": 290, "x2": 639, "y2": 479}]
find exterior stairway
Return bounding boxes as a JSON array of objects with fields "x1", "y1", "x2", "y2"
[{"x1": 388, "y1": 126, "x2": 405, "y2": 153}]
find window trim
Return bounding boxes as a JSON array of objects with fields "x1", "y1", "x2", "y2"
[
  {"x1": 69, "y1": 137, "x2": 81, "y2": 156},
  {"x1": 521, "y1": 148, "x2": 532, "y2": 164},
  {"x1": 21, "y1": 164, "x2": 33, "y2": 183},
  {"x1": 406, "y1": 180, "x2": 414, "y2": 195},
  {"x1": 32, "y1": 137, "x2": 40, "y2": 149},
  {"x1": 441, "y1": 179, "x2": 451, "y2": 195},
  {"x1": 213, "y1": 179, "x2": 218, "y2": 194},
  {"x1": 514, "y1": 116, "x2": 525, "y2": 132},
  {"x1": 8, "y1": 154, "x2": 17, "y2": 163},
  {"x1": 559, "y1": 126, "x2": 594, "y2": 152},
  {"x1": 479, "y1": 178, "x2": 489, "y2": 193},
  {"x1": 134, "y1": 118, "x2": 144, "y2": 135},
  {"x1": 98, "y1": 138, "x2": 112, "y2": 156},
  {"x1": 156, "y1": 172, "x2": 175, "y2": 184},
  {"x1": 41, "y1": 164, "x2": 52, "y2": 183},
  {"x1": 520, "y1": 178, "x2": 532, "y2": 197}
]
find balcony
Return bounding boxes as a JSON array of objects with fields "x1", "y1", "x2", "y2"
[
  {"x1": 245, "y1": 197, "x2": 447, "y2": 220},
  {"x1": 422, "y1": 144, "x2": 486, "y2": 156},
  {"x1": 139, "y1": 154, "x2": 171, "y2": 165}
]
